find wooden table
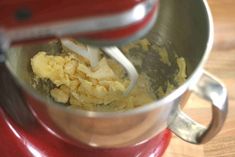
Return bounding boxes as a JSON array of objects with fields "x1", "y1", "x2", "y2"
[{"x1": 163, "y1": 0, "x2": 235, "y2": 157}]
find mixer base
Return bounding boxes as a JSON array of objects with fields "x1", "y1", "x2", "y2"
[{"x1": 0, "y1": 108, "x2": 171, "y2": 157}]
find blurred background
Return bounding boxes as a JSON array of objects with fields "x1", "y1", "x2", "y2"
[{"x1": 163, "y1": 0, "x2": 235, "y2": 157}]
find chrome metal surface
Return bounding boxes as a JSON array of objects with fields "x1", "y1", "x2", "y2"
[
  {"x1": 0, "y1": 30, "x2": 9, "y2": 63},
  {"x1": 102, "y1": 47, "x2": 138, "y2": 96},
  {"x1": 168, "y1": 70, "x2": 228, "y2": 144},
  {"x1": 4, "y1": 0, "x2": 226, "y2": 148},
  {"x1": 61, "y1": 39, "x2": 100, "y2": 67},
  {"x1": 0, "y1": 64, "x2": 35, "y2": 128}
]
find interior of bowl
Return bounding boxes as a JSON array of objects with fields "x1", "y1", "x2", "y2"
[{"x1": 5, "y1": 0, "x2": 211, "y2": 112}]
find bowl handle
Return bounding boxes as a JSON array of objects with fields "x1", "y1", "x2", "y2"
[{"x1": 168, "y1": 70, "x2": 228, "y2": 144}]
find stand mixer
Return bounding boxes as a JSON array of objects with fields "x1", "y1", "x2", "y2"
[
  {"x1": 0, "y1": 1, "x2": 171, "y2": 156},
  {"x1": 0, "y1": 0, "x2": 228, "y2": 157}
]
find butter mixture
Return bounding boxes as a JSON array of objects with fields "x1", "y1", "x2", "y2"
[
  {"x1": 31, "y1": 49, "x2": 155, "y2": 111},
  {"x1": 31, "y1": 39, "x2": 187, "y2": 111}
]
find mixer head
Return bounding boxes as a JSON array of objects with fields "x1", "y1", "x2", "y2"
[{"x1": 0, "y1": 0, "x2": 159, "y2": 48}]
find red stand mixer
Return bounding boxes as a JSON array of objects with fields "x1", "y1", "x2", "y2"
[{"x1": 0, "y1": 0, "x2": 228, "y2": 157}]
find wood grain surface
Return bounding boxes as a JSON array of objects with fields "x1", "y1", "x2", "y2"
[{"x1": 163, "y1": 0, "x2": 235, "y2": 157}]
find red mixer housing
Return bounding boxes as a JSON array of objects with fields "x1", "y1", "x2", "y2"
[{"x1": 0, "y1": 0, "x2": 159, "y2": 46}]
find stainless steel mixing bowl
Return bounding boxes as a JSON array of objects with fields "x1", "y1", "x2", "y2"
[{"x1": 4, "y1": 0, "x2": 228, "y2": 148}]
